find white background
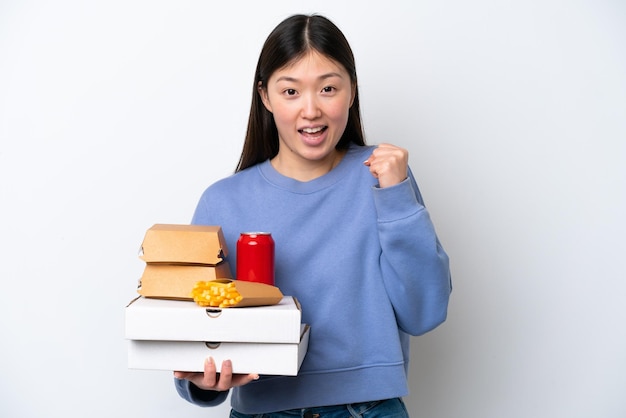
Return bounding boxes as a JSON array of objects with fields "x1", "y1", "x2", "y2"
[{"x1": 1, "y1": 1, "x2": 624, "y2": 417}]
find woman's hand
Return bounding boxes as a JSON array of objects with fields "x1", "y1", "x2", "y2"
[
  {"x1": 173, "y1": 357, "x2": 259, "y2": 391},
  {"x1": 363, "y1": 143, "x2": 409, "y2": 188}
]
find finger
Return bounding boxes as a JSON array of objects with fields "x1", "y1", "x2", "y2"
[
  {"x1": 364, "y1": 158, "x2": 378, "y2": 176},
  {"x1": 367, "y1": 164, "x2": 379, "y2": 178},
  {"x1": 173, "y1": 370, "x2": 204, "y2": 381},
  {"x1": 370, "y1": 147, "x2": 408, "y2": 170},
  {"x1": 214, "y1": 359, "x2": 234, "y2": 391},
  {"x1": 364, "y1": 144, "x2": 401, "y2": 163},
  {"x1": 368, "y1": 156, "x2": 408, "y2": 187},
  {"x1": 173, "y1": 371, "x2": 191, "y2": 380},
  {"x1": 372, "y1": 145, "x2": 406, "y2": 160},
  {"x1": 200, "y1": 356, "x2": 218, "y2": 388},
  {"x1": 365, "y1": 149, "x2": 390, "y2": 178}
]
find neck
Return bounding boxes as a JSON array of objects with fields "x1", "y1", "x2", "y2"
[{"x1": 271, "y1": 149, "x2": 346, "y2": 182}]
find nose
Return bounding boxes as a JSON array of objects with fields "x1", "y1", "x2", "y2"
[{"x1": 300, "y1": 93, "x2": 321, "y2": 119}]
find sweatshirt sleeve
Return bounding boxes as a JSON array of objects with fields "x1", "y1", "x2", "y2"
[
  {"x1": 372, "y1": 169, "x2": 452, "y2": 336},
  {"x1": 174, "y1": 378, "x2": 229, "y2": 407}
]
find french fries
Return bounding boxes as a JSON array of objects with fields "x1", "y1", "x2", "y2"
[{"x1": 192, "y1": 280, "x2": 243, "y2": 308}]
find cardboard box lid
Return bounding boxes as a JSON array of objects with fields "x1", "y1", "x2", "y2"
[
  {"x1": 125, "y1": 296, "x2": 302, "y2": 343},
  {"x1": 127, "y1": 325, "x2": 309, "y2": 376},
  {"x1": 137, "y1": 263, "x2": 232, "y2": 300},
  {"x1": 139, "y1": 224, "x2": 228, "y2": 265}
]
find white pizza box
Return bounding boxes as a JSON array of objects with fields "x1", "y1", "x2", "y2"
[
  {"x1": 128, "y1": 325, "x2": 310, "y2": 376},
  {"x1": 125, "y1": 295, "x2": 302, "y2": 343}
]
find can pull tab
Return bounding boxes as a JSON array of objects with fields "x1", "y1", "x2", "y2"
[{"x1": 205, "y1": 309, "x2": 222, "y2": 318}]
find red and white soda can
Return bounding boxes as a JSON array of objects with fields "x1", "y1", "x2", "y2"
[{"x1": 236, "y1": 232, "x2": 275, "y2": 286}]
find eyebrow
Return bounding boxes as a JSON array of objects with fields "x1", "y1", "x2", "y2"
[{"x1": 274, "y1": 72, "x2": 345, "y2": 83}]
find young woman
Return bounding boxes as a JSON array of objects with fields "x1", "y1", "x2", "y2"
[{"x1": 174, "y1": 14, "x2": 451, "y2": 417}]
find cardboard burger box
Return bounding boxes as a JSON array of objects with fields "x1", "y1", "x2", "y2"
[
  {"x1": 139, "y1": 224, "x2": 228, "y2": 265},
  {"x1": 125, "y1": 295, "x2": 309, "y2": 375},
  {"x1": 137, "y1": 263, "x2": 233, "y2": 300}
]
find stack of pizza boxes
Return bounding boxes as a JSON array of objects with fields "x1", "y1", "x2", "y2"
[{"x1": 125, "y1": 224, "x2": 309, "y2": 376}]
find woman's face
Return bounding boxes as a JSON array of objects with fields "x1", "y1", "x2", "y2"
[{"x1": 260, "y1": 50, "x2": 355, "y2": 179}]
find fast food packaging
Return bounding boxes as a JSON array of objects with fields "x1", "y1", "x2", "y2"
[
  {"x1": 190, "y1": 278, "x2": 284, "y2": 308},
  {"x1": 137, "y1": 263, "x2": 232, "y2": 300},
  {"x1": 139, "y1": 224, "x2": 227, "y2": 265},
  {"x1": 137, "y1": 223, "x2": 235, "y2": 300},
  {"x1": 125, "y1": 296, "x2": 309, "y2": 375}
]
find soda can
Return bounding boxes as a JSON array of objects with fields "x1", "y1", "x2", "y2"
[{"x1": 236, "y1": 232, "x2": 275, "y2": 286}]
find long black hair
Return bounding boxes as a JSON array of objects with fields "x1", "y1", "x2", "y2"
[{"x1": 236, "y1": 14, "x2": 366, "y2": 172}]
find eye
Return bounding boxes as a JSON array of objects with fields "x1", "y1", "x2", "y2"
[
  {"x1": 321, "y1": 86, "x2": 335, "y2": 93},
  {"x1": 284, "y1": 88, "x2": 297, "y2": 96}
]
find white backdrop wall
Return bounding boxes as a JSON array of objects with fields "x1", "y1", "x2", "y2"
[{"x1": 1, "y1": 1, "x2": 624, "y2": 417}]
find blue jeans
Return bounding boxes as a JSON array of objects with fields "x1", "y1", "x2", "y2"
[{"x1": 230, "y1": 397, "x2": 409, "y2": 418}]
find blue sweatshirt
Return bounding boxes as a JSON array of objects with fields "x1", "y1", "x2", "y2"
[{"x1": 175, "y1": 143, "x2": 451, "y2": 414}]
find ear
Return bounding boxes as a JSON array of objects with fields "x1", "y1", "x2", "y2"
[
  {"x1": 258, "y1": 81, "x2": 273, "y2": 113},
  {"x1": 349, "y1": 82, "x2": 357, "y2": 108}
]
